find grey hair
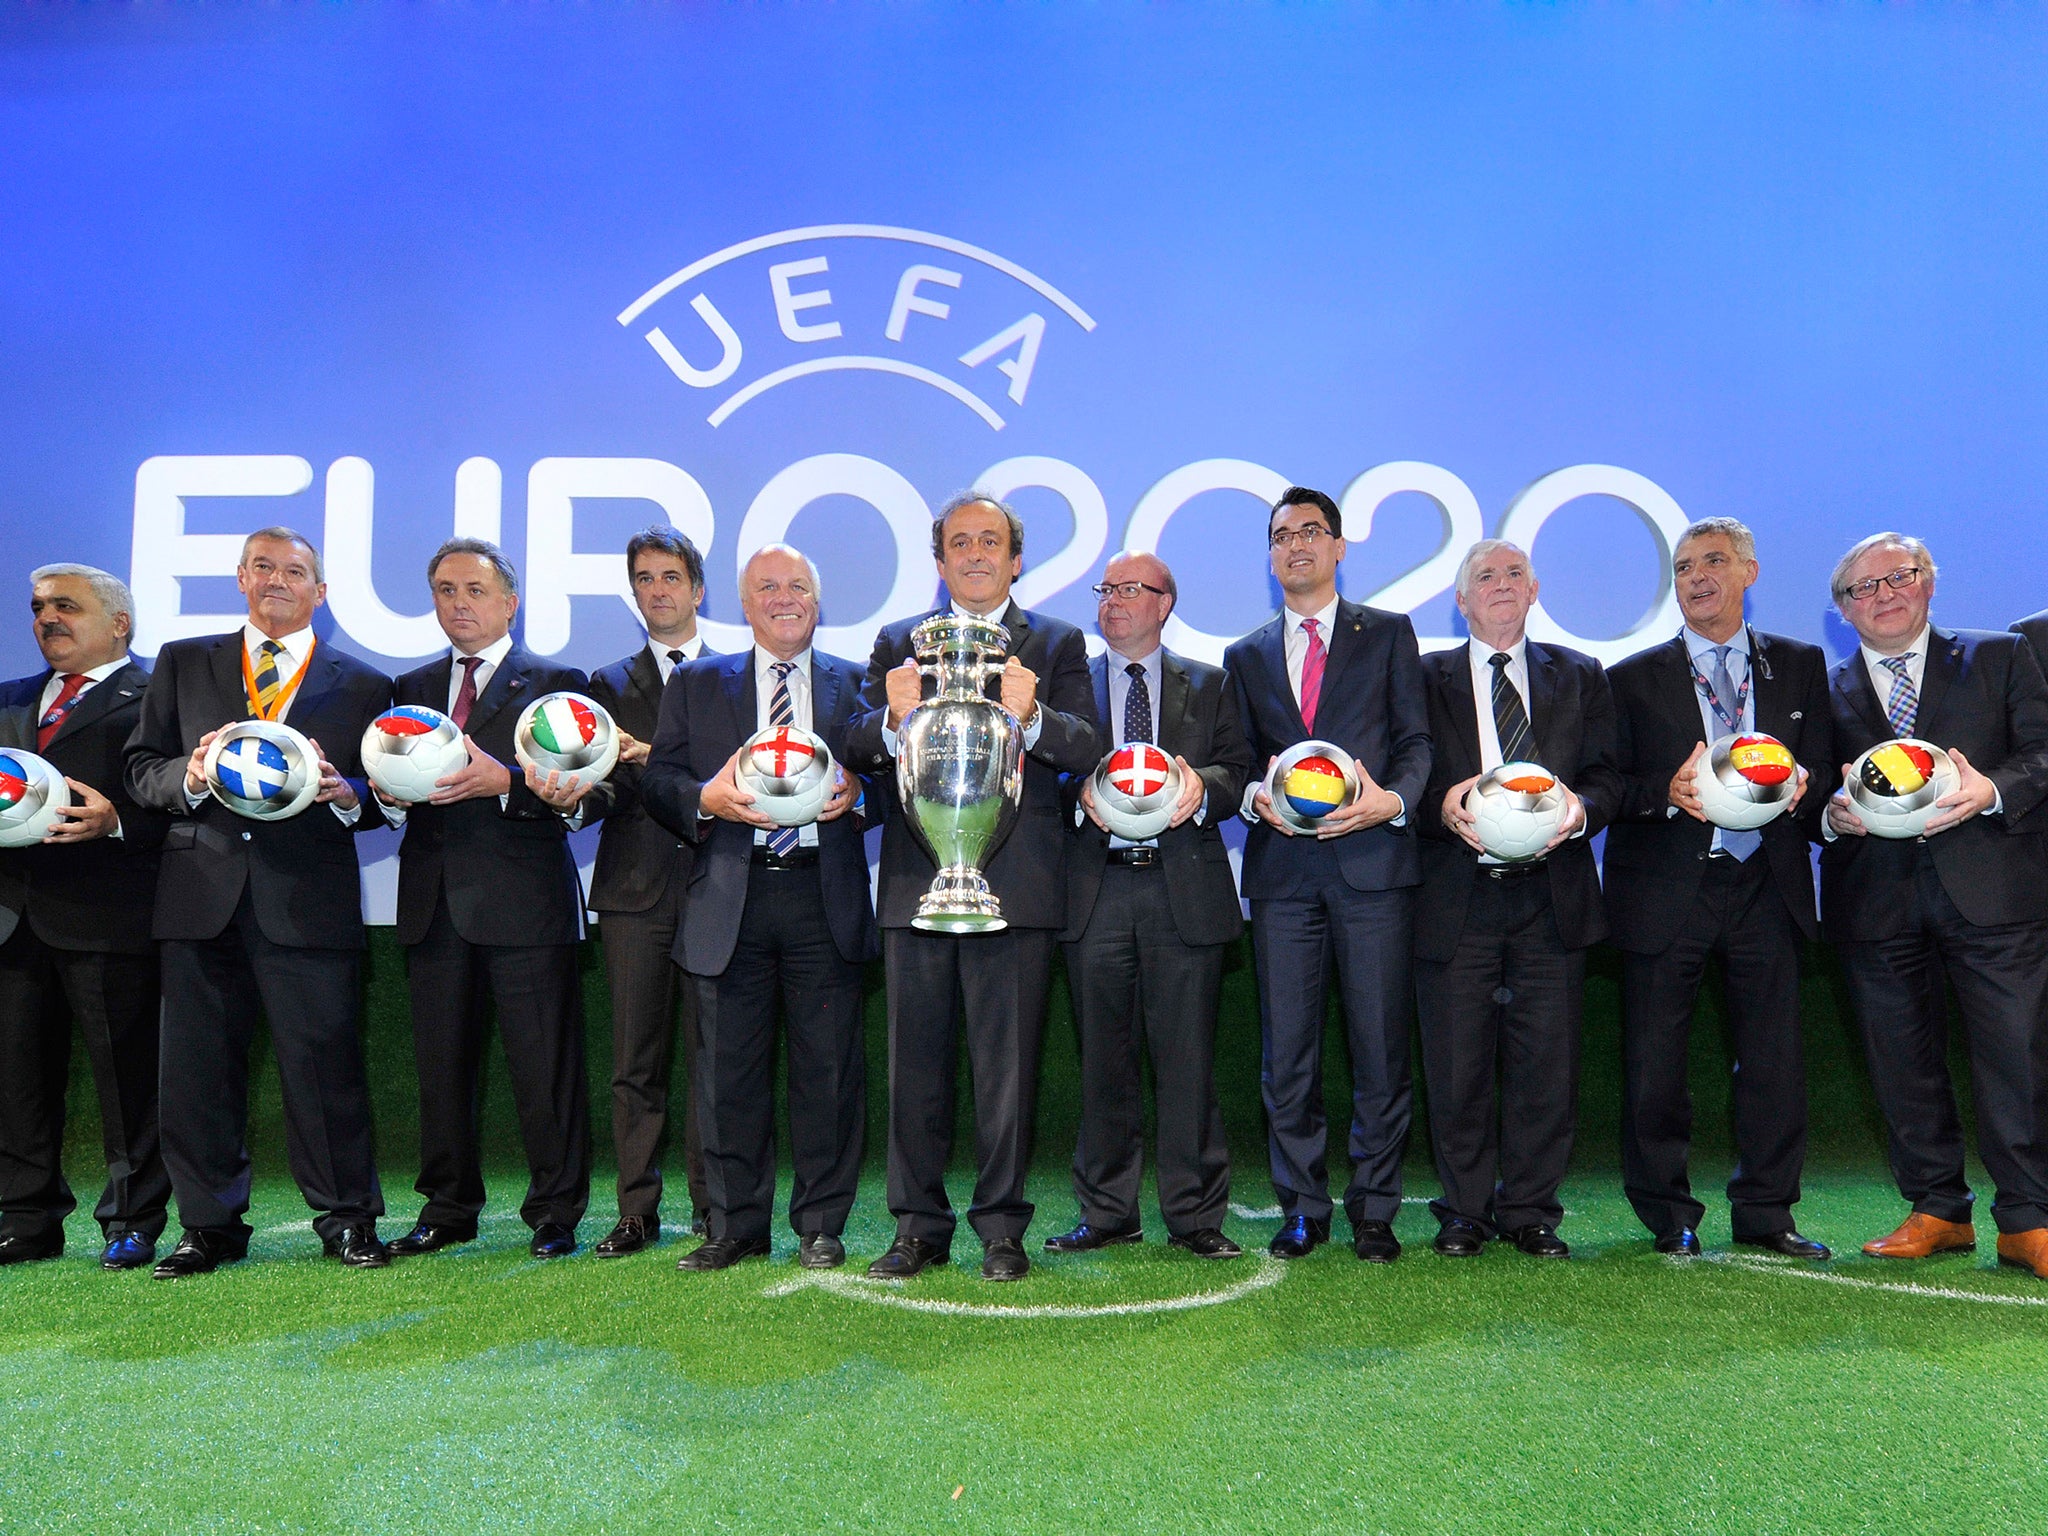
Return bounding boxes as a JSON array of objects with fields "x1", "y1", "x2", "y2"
[
  {"x1": 1676, "y1": 517, "x2": 1757, "y2": 565},
  {"x1": 428, "y1": 536, "x2": 520, "y2": 597},
  {"x1": 241, "y1": 526, "x2": 324, "y2": 584},
  {"x1": 743, "y1": 542, "x2": 824, "y2": 603},
  {"x1": 30, "y1": 563, "x2": 135, "y2": 626},
  {"x1": 1831, "y1": 532, "x2": 1938, "y2": 605},
  {"x1": 1454, "y1": 539, "x2": 1533, "y2": 599},
  {"x1": 931, "y1": 490, "x2": 1025, "y2": 562}
]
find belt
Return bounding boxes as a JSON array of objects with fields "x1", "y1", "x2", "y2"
[
  {"x1": 750, "y1": 846, "x2": 819, "y2": 870},
  {"x1": 1106, "y1": 846, "x2": 1161, "y2": 867},
  {"x1": 1480, "y1": 859, "x2": 1547, "y2": 880}
]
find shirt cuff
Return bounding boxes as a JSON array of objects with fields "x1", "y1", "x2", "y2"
[
  {"x1": 1239, "y1": 779, "x2": 1263, "y2": 824},
  {"x1": 109, "y1": 815, "x2": 124, "y2": 841},
  {"x1": 1021, "y1": 708, "x2": 1043, "y2": 751},
  {"x1": 1388, "y1": 793, "x2": 1407, "y2": 828},
  {"x1": 1192, "y1": 791, "x2": 1208, "y2": 827},
  {"x1": 881, "y1": 723, "x2": 900, "y2": 758},
  {"x1": 1985, "y1": 788, "x2": 2004, "y2": 817},
  {"x1": 184, "y1": 783, "x2": 207, "y2": 811},
  {"x1": 330, "y1": 800, "x2": 361, "y2": 827}
]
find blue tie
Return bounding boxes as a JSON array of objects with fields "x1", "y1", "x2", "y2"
[
  {"x1": 766, "y1": 661, "x2": 800, "y2": 858},
  {"x1": 1880, "y1": 655, "x2": 1918, "y2": 738},
  {"x1": 1711, "y1": 646, "x2": 1760, "y2": 862}
]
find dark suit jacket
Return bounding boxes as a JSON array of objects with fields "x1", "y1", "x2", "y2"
[
  {"x1": 583, "y1": 644, "x2": 716, "y2": 914},
  {"x1": 1413, "y1": 641, "x2": 1621, "y2": 962},
  {"x1": 1603, "y1": 628, "x2": 1831, "y2": 954},
  {"x1": 638, "y1": 647, "x2": 877, "y2": 974},
  {"x1": 1223, "y1": 600, "x2": 1431, "y2": 899},
  {"x1": 124, "y1": 631, "x2": 391, "y2": 948},
  {"x1": 0, "y1": 662, "x2": 168, "y2": 953},
  {"x1": 2009, "y1": 607, "x2": 2048, "y2": 667},
  {"x1": 1821, "y1": 626, "x2": 2048, "y2": 940},
  {"x1": 1061, "y1": 649, "x2": 1251, "y2": 947},
  {"x1": 390, "y1": 643, "x2": 599, "y2": 948},
  {"x1": 844, "y1": 601, "x2": 1100, "y2": 931}
]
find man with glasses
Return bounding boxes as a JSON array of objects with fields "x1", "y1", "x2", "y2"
[
  {"x1": 1226, "y1": 486, "x2": 1430, "y2": 1262},
  {"x1": 1822, "y1": 534, "x2": 2048, "y2": 1279},
  {"x1": 1046, "y1": 552, "x2": 1252, "y2": 1260}
]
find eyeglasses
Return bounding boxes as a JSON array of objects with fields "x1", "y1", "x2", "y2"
[
  {"x1": 1840, "y1": 565, "x2": 1924, "y2": 603},
  {"x1": 1269, "y1": 525, "x2": 1332, "y2": 550},
  {"x1": 1090, "y1": 581, "x2": 1169, "y2": 600}
]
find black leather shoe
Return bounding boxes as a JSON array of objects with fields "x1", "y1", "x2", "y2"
[
  {"x1": 99, "y1": 1233, "x2": 155, "y2": 1271},
  {"x1": 1352, "y1": 1219, "x2": 1402, "y2": 1264},
  {"x1": 676, "y1": 1234, "x2": 771, "y2": 1271},
  {"x1": 387, "y1": 1221, "x2": 476, "y2": 1256},
  {"x1": 1433, "y1": 1218, "x2": 1486, "y2": 1258},
  {"x1": 1654, "y1": 1227, "x2": 1704, "y2": 1256},
  {"x1": 1738, "y1": 1229, "x2": 1832, "y2": 1261},
  {"x1": 1168, "y1": 1228, "x2": 1243, "y2": 1259},
  {"x1": 797, "y1": 1232, "x2": 846, "y2": 1269},
  {"x1": 529, "y1": 1223, "x2": 577, "y2": 1259},
  {"x1": 321, "y1": 1223, "x2": 391, "y2": 1268},
  {"x1": 0, "y1": 1232, "x2": 64, "y2": 1266},
  {"x1": 982, "y1": 1237, "x2": 1029, "y2": 1281},
  {"x1": 1043, "y1": 1222, "x2": 1143, "y2": 1253},
  {"x1": 866, "y1": 1235, "x2": 950, "y2": 1279},
  {"x1": 1269, "y1": 1214, "x2": 1330, "y2": 1259},
  {"x1": 1507, "y1": 1224, "x2": 1570, "y2": 1259},
  {"x1": 151, "y1": 1229, "x2": 246, "y2": 1279},
  {"x1": 595, "y1": 1216, "x2": 659, "y2": 1257}
]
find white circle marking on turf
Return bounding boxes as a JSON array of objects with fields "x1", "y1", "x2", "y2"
[
  {"x1": 762, "y1": 1254, "x2": 1287, "y2": 1319},
  {"x1": 1711, "y1": 1252, "x2": 2048, "y2": 1307}
]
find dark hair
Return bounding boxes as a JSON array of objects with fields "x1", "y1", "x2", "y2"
[
  {"x1": 427, "y1": 536, "x2": 520, "y2": 597},
  {"x1": 1268, "y1": 486, "x2": 1343, "y2": 540},
  {"x1": 931, "y1": 490, "x2": 1024, "y2": 562},
  {"x1": 625, "y1": 524, "x2": 705, "y2": 592}
]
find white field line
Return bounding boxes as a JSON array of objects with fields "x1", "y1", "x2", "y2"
[
  {"x1": 1709, "y1": 1251, "x2": 2048, "y2": 1307},
  {"x1": 762, "y1": 1255, "x2": 1287, "y2": 1319}
]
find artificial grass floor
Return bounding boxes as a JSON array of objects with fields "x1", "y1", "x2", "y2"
[{"x1": 5, "y1": 1166, "x2": 2047, "y2": 1534}]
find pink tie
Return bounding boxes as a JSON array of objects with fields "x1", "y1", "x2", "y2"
[
  {"x1": 451, "y1": 655, "x2": 481, "y2": 728},
  {"x1": 1298, "y1": 617, "x2": 1325, "y2": 732}
]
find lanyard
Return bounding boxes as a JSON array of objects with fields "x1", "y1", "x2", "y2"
[
  {"x1": 1687, "y1": 637, "x2": 1751, "y2": 738},
  {"x1": 241, "y1": 635, "x2": 317, "y2": 721}
]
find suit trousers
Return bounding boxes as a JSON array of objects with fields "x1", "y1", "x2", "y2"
[
  {"x1": 1416, "y1": 866, "x2": 1581, "y2": 1236},
  {"x1": 159, "y1": 890, "x2": 382, "y2": 1245},
  {"x1": 601, "y1": 884, "x2": 708, "y2": 1222},
  {"x1": 1620, "y1": 851, "x2": 1806, "y2": 1241},
  {"x1": 1250, "y1": 878, "x2": 1415, "y2": 1226},
  {"x1": 1837, "y1": 846, "x2": 2048, "y2": 1234},
  {"x1": 405, "y1": 897, "x2": 591, "y2": 1232},
  {"x1": 883, "y1": 925, "x2": 1055, "y2": 1246},
  {"x1": 1062, "y1": 864, "x2": 1230, "y2": 1235},
  {"x1": 686, "y1": 861, "x2": 864, "y2": 1243},
  {"x1": 0, "y1": 926, "x2": 169, "y2": 1242}
]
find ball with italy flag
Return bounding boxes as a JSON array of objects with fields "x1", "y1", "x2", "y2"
[{"x1": 513, "y1": 691, "x2": 620, "y2": 788}]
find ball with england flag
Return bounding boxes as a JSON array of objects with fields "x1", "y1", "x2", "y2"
[{"x1": 737, "y1": 724, "x2": 835, "y2": 826}]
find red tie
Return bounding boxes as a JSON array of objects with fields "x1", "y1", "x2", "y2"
[
  {"x1": 1298, "y1": 618, "x2": 1326, "y2": 732},
  {"x1": 38, "y1": 673, "x2": 87, "y2": 750},
  {"x1": 451, "y1": 655, "x2": 482, "y2": 729}
]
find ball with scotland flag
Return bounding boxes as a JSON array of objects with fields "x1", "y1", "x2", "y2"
[
  {"x1": 736, "y1": 724, "x2": 835, "y2": 826},
  {"x1": 361, "y1": 704, "x2": 470, "y2": 803},
  {"x1": 0, "y1": 748, "x2": 73, "y2": 848},
  {"x1": 513, "y1": 691, "x2": 620, "y2": 790},
  {"x1": 203, "y1": 720, "x2": 321, "y2": 821},
  {"x1": 1261, "y1": 740, "x2": 1362, "y2": 834}
]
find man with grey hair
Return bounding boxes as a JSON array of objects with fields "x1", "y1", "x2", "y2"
[{"x1": 0, "y1": 562, "x2": 171, "y2": 1268}]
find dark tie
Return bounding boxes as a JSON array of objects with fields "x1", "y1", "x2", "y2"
[
  {"x1": 1122, "y1": 662, "x2": 1153, "y2": 745},
  {"x1": 37, "y1": 673, "x2": 87, "y2": 750},
  {"x1": 1489, "y1": 652, "x2": 1532, "y2": 764},
  {"x1": 451, "y1": 655, "x2": 482, "y2": 728},
  {"x1": 767, "y1": 661, "x2": 800, "y2": 857},
  {"x1": 666, "y1": 648, "x2": 684, "y2": 670}
]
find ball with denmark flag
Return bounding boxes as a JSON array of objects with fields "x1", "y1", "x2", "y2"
[
  {"x1": 737, "y1": 723, "x2": 836, "y2": 826},
  {"x1": 1089, "y1": 741, "x2": 1184, "y2": 841}
]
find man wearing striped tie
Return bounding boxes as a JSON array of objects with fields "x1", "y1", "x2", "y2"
[{"x1": 1821, "y1": 533, "x2": 2048, "y2": 1280}]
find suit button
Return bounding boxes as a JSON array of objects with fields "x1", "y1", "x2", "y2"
[
  {"x1": 241, "y1": 831, "x2": 252, "y2": 842},
  {"x1": 1695, "y1": 851, "x2": 1705, "y2": 860}
]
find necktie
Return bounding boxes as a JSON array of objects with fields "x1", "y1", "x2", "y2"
[
  {"x1": 1880, "y1": 655, "x2": 1918, "y2": 737},
  {"x1": 766, "y1": 661, "x2": 800, "y2": 857},
  {"x1": 666, "y1": 648, "x2": 684, "y2": 669},
  {"x1": 37, "y1": 674, "x2": 87, "y2": 750},
  {"x1": 1123, "y1": 662, "x2": 1153, "y2": 745},
  {"x1": 1710, "y1": 646, "x2": 1761, "y2": 862},
  {"x1": 1489, "y1": 652, "x2": 1531, "y2": 764},
  {"x1": 251, "y1": 640, "x2": 286, "y2": 716},
  {"x1": 451, "y1": 655, "x2": 482, "y2": 728},
  {"x1": 1298, "y1": 617, "x2": 1325, "y2": 732}
]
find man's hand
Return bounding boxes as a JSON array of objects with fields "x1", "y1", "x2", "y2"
[
  {"x1": 1825, "y1": 762, "x2": 1867, "y2": 837},
  {"x1": 524, "y1": 763, "x2": 595, "y2": 811},
  {"x1": 1315, "y1": 761, "x2": 1402, "y2": 839},
  {"x1": 428, "y1": 736, "x2": 513, "y2": 804},
  {"x1": 1250, "y1": 778, "x2": 1298, "y2": 836},
  {"x1": 1922, "y1": 746, "x2": 1997, "y2": 836},
  {"x1": 999, "y1": 657, "x2": 1038, "y2": 725},
  {"x1": 183, "y1": 728, "x2": 223, "y2": 796},
  {"x1": 884, "y1": 659, "x2": 923, "y2": 731},
  {"x1": 701, "y1": 746, "x2": 778, "y2": 828},
  {"x1": 1541, "y1": 786, "x2": 1587, "y2": 853},
  {"x1": 616, "y1": 731, "x2": 651, "y2": 767},
  {"x1": 43, "y1": 779, "x2": 118, "y2": 843},
  {"x1": 1440, "y1": 774, "x2": 1486, "y2": 854},
  {"x1": 1079, "y1": 776, "x2": 1110, "y2": 832},
  {"x1": 1787, "y1": 763, "x2": 1811, "y2": 812},
  {"x1": 306, "y1": 738, "x2": 359, "y2": 810},
  {"x1": 1167, "y1": 756, "x2": 1205, "y2": 828},
  {"x1": 817, "y1": 765, "x2": 858, "y2": 823},
  {"x1": 1668, "y1": 741, "x2": 1708, "y2": 822}
]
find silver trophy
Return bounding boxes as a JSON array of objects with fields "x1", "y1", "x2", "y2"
[{"x1": 896, "y1": 613, "x2": 1025, "y2": 932}]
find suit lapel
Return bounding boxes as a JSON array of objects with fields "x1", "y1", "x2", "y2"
[
  {"x1": 721, "y1": 649, "x2": 757, "y2": 741},
  {"x1": 1000, "y1": 601, "x2": 1031, "y2": 659},
  {"x1": 463, "y1": 645, "x2": 529, "y2": 736},
  {"x1": 629, "y1": 647, "x2": 665, "y2": 714},
  {"x1": 1259, "y1": 617, "x2": 1306, "y2": 738},
  {"x1": 1833, "y1": 654, "x2": 1891, "y2": 743},
  {"x1": 810, "y1": 653, "x2": 844, "y2": 736},
  {"x1": 1914, "y1": 627, "x2": 1964, "y2": 737},
  {"x1": 44, "y1": 662, "x2": 143, "y2": 750},
  {"x1": 1323, "y1": 601, "x2": 1365, "y2": 698},
  {"x1": 1090, "y1": 653, "x2": 1112, "y2": 738},
  {"x1": 0, "y1": 673, "x2": 48, "y2": 751},
  {"x1": 210, "y1": 632, "x2": 248, "y2": 719},
  {"x1": 1158, "y1": 654, "x2": 1190, "y2": 756},
  {"x1": 1440, "y1": 644, "x2": 1481, "y2": 776},
  {"x1": 1524, "y1": 640, "x2": 1560, "y2": 764},
  {"x1": 284, "y1": 639, "x2": 345, "y2": 730}
]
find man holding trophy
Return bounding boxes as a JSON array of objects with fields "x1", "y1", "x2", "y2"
[{"x1": 846, "y1": 492, "x2": 1099, "y2": 1282}]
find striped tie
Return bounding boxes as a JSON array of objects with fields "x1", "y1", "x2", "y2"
[
  {"x1": 1489, "y1": 652, "x2": 1531, "y2": 763},
  {"x1": 251, "y1": 640, "x2": 286, "y2": 715},
  {"x1": 767, "y1": 661, "x2": 800, "y2": 857},
  {"x1": 1880, "y1": 656, "x2": 1917, "y2": 737}
]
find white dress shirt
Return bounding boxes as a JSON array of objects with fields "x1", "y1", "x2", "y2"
[
  {"x1": 185, "y1": 624, "x2": 359, "y2": 825},
  {"x1": 650, "y1": 633, "x2": 704, "y2": 685},
  {"x1": 38, "y1": 657, "x2": 130, "y2": 838},
  {"x1": 1466, "y1": 636, "x2": 1531, "y2": 773},
  {"x1": 446, "y1": 632, "x2": 515, "y2": 714}
]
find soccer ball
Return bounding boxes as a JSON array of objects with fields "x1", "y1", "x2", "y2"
[
  {"x1": 1465, "y1": 761, "x2": 1567, "y2": 862},
  {"x1": 204, "y1": 720, "x2": 321, "y2": 821},
  {"x1": 361, "y1": 704, "x2": 469, "y2": 803},
  {"x1": 1697, "y1": 732, "x2": 1798, "y2": 832},
  {"x1": 1846, "y1": 738, "x2": 1959, "y2": 839},
  {"x1": 514, "y1": 692, "x2": 620, "y2": 790},
  {"x1": 737, "y1": 724, "x2": 835, "y2": 826},
  {"x1": 1262, "y1": 740, "x2": 1361, "y2": 834},
  {"x1": 1090, "y1": 742, "x2": 1184, "y2": 840},
  {"x1": 0, "y1": 749, "x2": 72, "y2": 848}
]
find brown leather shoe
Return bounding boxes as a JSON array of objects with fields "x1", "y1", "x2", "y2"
[
  {"x1": 1995, "y1": 1228, "x2": 2048, "y2": 1279},
  {"x1": 1862, "y1": 1212, "x2": 1976, "y2": 1258}
]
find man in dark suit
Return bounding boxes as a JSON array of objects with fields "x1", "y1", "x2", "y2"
[
  {"x1": 1228, "y1": 486, "x2": 1431, "y2": 1263},
  {"x1": 582, "y1": 525, "x2": 714, "y2": 1256},
  {"x1": 2008, "y1": 607, "x2": 2048, "y2": 665},
  {"x1": 1605, "y1": 517, "x2": 1831, "y2": 1259},
  {"x1": 0, "y1": 564, "x2": 170, "y2": 1269},
  {"x1": 1415, "y1": 541, "x2": 1621, "y2": 1260},
  {"x1": 1822, "y1": 533, "x2": 2048, "y2": 1280},
  {"x1": 640, "y1": 544, "x2": 873, "y2": 1271},
  {"x1": 381, "y1": 538, "x2": 600, "y2": 1261},
  {"x1": 124, "y1": 527, "x2": 394, "y2": 1276},
  {"x1": 1046, "y1": 552, "x2": 1251, "y2": 1260},
  {"x1": 845, "y1": 492, "x2": 1100, "y2": 1282}
]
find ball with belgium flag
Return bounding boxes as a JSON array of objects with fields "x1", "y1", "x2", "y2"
[{"x1": 1846, "y1": 737, "x2": 1960, "y2": 839}]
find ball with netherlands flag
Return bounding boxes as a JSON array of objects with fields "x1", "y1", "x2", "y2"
[
  {"x1": 361, "y1": 704, "x2": 469, "y2": 804},
  {"x1": 1697, "y1": 731, "x2": 1798, "y2": 832},
  {"x1": 0, "y1": 748, "x2": 72, "y2": 848},
  {"x1": 1846, "y1": 737, "x2": 1959, "y2": 839},
  {"x1": 737, "y1": 723, "x2": 835, "y2": 826},
  {"x1": 202, "y1": 719, "x2": 321, "y2": 821},
  {"x1": 1261, "y1": 740, "x2": 1362, "y2": 834},
  {"x1": 1465, "y1": 760, "x2": 1567, "y2": 862},
  {"x1": 513, "y1": 691, "x2": 620, "y2": 789},
  {"x1": 1089, "y1": 741, "x2": 1184, "y2": 840}
]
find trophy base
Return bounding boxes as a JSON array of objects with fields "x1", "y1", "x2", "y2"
[{"x1": 911, "y1": 868, "x2": 1008, "y2": 934}]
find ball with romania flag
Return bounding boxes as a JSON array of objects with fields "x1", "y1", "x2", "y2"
[
  {"x1": 513, "y1": 691, "x2": 620, "y2": 789},
  {"x1": 1697, "y1": 732, "x2": 1798, "y2": 831},
  {"x1": 1262, "y1": 740, "x2": 1362, "y2": 833},
  {"x1": 1846, "y1": 737, "x2": 1959, "y2": 839}
]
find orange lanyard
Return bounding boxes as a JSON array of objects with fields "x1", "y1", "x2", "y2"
[{"x1": 241, "y1": 635, "x2": 317, "y2": 721}]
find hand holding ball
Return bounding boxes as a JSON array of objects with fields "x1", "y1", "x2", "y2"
[
  {"x1": 361, "y1": 705, "x2": 469, "y2": 803},
  {"x1": 513, "y1": 692, "x2": 619, "y2": 793},
  {"x1": 1464, "y1": 762, "x2": 1567, "y2": 862},
  {"x1": 0, "y1": 750, "x2": 72, "y2": 847},
  {"x1": 1696, "y1": 733, "x2": 1797, "y2": 831},
  {"x1": 1845, "y1": 738, "x2": 1960, "y2": 838},
  {"x1": 203, "y1": 721, "x2": 322, "y2": 821},
  {"x1": 1261, "y1": 741, "x2": 1362, "y2": 834},
  {"x1": 1089, "y1": 743, "x2": 1184, "y2": 840},
  {"x1": 736, "y1": 725, "x2": 835, "y2": 826}
]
